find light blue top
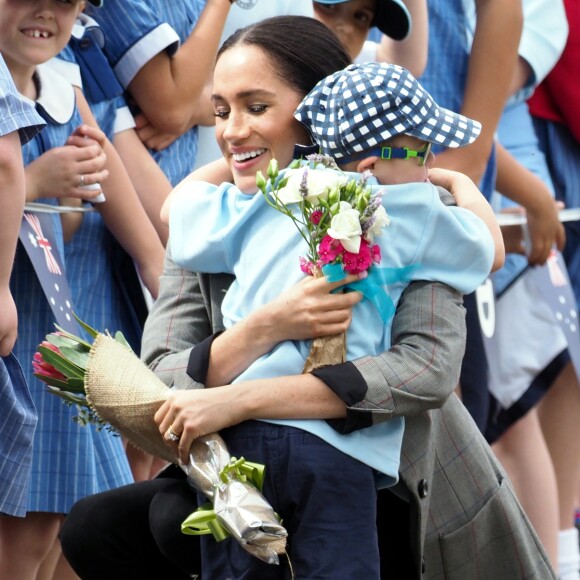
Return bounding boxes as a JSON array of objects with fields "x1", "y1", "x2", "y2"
[
  {"x1": 86, "y1": 0, "x2": 205, "y2": 185},
  {"x1": 170, "y1": 172, "x2": 495, "y2": 487}
]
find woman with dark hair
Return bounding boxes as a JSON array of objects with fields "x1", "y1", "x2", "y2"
[{"x1": 61, "y1": 16, "x2": 554, "y2": 580}]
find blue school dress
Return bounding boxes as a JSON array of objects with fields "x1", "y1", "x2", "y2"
[
  {"x1": 419, "y1": 0, "x2": 496, "y2": 199},
  {"x1": 55, "y1": 16, "x2": 144, "y2": 354},
  {"x1": 0, "y1": 56, "x2": 44, "y2": 516},
  {"x1": 86, "y1": 0, "x2": 206, "y2": 185},
  {"x1": 10, "y1": 65, "x2": 133, "y2": 514}
]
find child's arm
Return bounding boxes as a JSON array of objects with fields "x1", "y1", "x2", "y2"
[
  {"x1": 74, "y1": 88, "x2": 164, "y2": 298},
  {"x1": 134, "y1": 80, "x2": 216, "y2": 152},
  {"x1": 0, "y1": 131, "x2": 26, "y2": 355},
  {"x1": 112, "y1": 128, "x2": 171, "y2": 245},
  {"x1": 376, "y1": 0, "x2": 428, "y2": 77},
  {"x1": 434, "y1": 0, "x2": 523, "y2": 186},
  {"x1": 126, "y1": 0, "x2": 232, "y2": 136},
  {"x1": 160, "y1": 158, "x2": 232, "y2": 225},
  {"x1": 495, "y1": 141, "x2": 565, "y2": 265},
  {"x1": 429, "y1": 167, "x2": 505, "y2": 271}
]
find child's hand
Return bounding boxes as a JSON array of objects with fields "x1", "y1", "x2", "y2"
[
  {"x1": 25, "y1": 134, "x2": 108, "y2": 202},
  {"x1": 134, "y1": 113, "x2": 180, "y2": 151},
  {"x1": 428, "y1": 167, "x2": 472, "y2": 193},
  {"x1": 524, "y1": 195, "x2": 565, "y2": 265},
  {"x1": 0, "y1": 286, "x2": 18, "y2": 356}
]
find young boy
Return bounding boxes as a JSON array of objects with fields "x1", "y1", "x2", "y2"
[{"x1": 168, "y1": 61, "x2": 497, "y2": 578}]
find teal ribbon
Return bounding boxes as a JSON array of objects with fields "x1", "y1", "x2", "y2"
[{"x1": 322, "y1": 263, "x2": 417, "y2": 322}]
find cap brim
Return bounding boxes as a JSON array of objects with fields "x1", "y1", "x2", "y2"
[
  {"x1": 411, "y1": 106, "x2": 482, "y2": 149},
  {"x1": 373, "y1": 0, "x2": 411, "y2": 41}
]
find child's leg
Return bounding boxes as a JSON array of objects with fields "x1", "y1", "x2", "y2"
[{"x1": 201, "y1": 421, "x2": 379, "y2": 580}]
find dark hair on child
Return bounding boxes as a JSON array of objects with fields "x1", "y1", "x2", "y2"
[{"x1": 217, "y1": 16, "x2": 352, "y2": 97}]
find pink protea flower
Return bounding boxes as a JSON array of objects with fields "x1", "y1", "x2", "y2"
[
  {"x1": 342, "y1": 239, "x2": 373, "y2": 274},
  {"x1": 32, "y1": 350, "x2": 67, "y2": 381},
  {"x1": 310, "y1": 210, "x2": 323, "y2": 225},
  {"x1": 318, "y1": 235, "x2": 344, "y2": 264}
]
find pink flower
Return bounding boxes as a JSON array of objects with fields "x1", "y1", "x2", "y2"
[
  {"x1": 318, "y1": 234, "x2": 344, "y2": 264},
  {"x1": 370, "y1": 243, "x2": 381, "y2": 264},
  {"x1": 310, "y1": 210, "x2": 323, "y2": 225},
  {"x1": 299, "y1": 256, "x2": 315, "y2": 275},
  {"x1": 32, "y1": 351, "x2": 67, "y2": 381},
  {"x1": 342, "y1": 239, "x2": 373, "y2": 274}
]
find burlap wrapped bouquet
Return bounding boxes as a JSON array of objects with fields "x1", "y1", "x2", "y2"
[{"x1": 34, "y1": 328, "x2": 287, "y2": 564}]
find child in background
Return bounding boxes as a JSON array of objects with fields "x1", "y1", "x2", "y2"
[
  {"x1": 312, "y1": 0, "x2": 427, "y2": 76},
  {"x1": 166, "y1": 61, "x2": 497, "y2": 579},
  {"x1": 0, "y1": 0, "x2": 163, "y2": 577},
  {"x1": 53, "y1": 11, "x2": 173, "y2": 483},
  {"x1": 0, "y1": 53, "x2": 44, "y2": 577}
]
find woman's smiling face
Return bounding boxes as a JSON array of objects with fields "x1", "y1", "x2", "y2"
[{"x1": 212, "y1": 44, "x2": 311, "y2": 194}]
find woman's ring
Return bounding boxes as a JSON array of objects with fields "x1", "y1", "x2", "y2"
[
  {"x1": 165, "y1": 426, "x2": 181, "y2": 442},
  {"x1": 79, "y1": 174, "x2": 85, "y2": 187}
]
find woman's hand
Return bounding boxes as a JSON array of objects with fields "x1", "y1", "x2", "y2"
[
  {"x1": 155, "y1": 387, "x2": 244, "y2": 463},
  {"x1": 25, "y1": 124, "x2": 108, "y2": 202},
  {"x1": 252, "y1": 273, "x2": 364, "y2": 343}
]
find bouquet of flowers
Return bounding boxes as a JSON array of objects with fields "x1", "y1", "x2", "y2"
[
  {"x1": 256, "y1": 155, "x2": 390, "y2": 372},
  {"x1": 33, "y1": 322, "x2": 287, "y2": 564}
]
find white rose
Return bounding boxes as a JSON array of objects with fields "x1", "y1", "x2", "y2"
[
  {"x1": 328, "y1": 201, "x2": 362, "y2": 253},
  {"x1": 366, "y1": 205, "x2": 390, "y2": 242},
  {"x1": 272, "y1": 168, "x2": 347, "y2": 206}
]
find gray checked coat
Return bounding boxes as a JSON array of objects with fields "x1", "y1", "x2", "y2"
[{"x1": 141, "y1": 249, "x2": 556, "y2": 580}]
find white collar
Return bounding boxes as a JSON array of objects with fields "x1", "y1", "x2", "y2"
[{"x1": 35, "y1": 64, "x2": 76, "y2": 125}]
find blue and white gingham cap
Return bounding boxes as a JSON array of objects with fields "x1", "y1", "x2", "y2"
[{"x1": 295, "y1": 62, "x2": 482, "y2": 162}]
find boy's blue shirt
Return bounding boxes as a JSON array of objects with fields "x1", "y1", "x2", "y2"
[{"x1": 170, "y1": 169, "x2": 495, "y2": 487}]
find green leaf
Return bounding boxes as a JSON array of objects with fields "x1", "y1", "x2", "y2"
[
  {"x1": 114, "y1": 331, "x2": 132, "y2": 351},
  {"x1": 53, "y1": 325, "x2": 92, "y2": 350},
  {"x1": 33, "y1": 373, "x2": 71, "y2": 390},
  {"x1": 72, "y1": 312, "x2": 99, "y2": 338},
  {"x1": 45, "y1": 386, "x2": 89, "y2": 407},
  {"x1": 66, "y1": 377, "x2": 86, "y2": 392},
  {"x1": 47, "y1": 333, "x2": 89, "y2": 353},
  {"x1": 60, "y1": 346, "x2": 90, "y2": 369},
  {"x1": 38, "y1": 346, "x2": 85, "y2": 379}
]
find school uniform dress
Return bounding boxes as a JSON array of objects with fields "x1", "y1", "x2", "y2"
[
  {"x1": 480, "y1": 0, "x2": 571, "y2": 442},
  {"x1": 86, "y1": 0, "x2": 206, "y2": 186},
  {"x1": 0, "y1": 57, "x2": 45, "y2": 517},
  {"x1": 52, "y1": 16, "x2": 145, "y2": 354},
  {"x1": 10, "y1": 65, "x2": 133, "y2": 515}
]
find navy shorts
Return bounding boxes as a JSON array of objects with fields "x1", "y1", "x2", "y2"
[{"x1": 200, "y1": 420, "x2": 379, "y2": 579}]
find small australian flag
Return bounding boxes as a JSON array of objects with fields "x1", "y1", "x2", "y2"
[{"x1": 18, "y1": 211, "x2": 80, "y2": 334}]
